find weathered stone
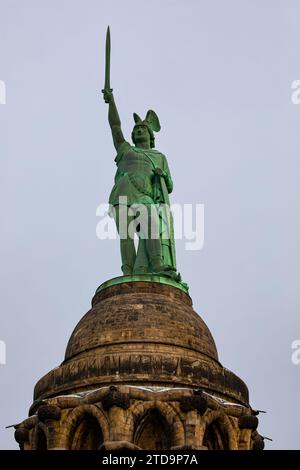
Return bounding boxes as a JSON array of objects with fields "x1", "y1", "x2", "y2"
[
  {"x1": 179, "y1": 395, "x2": 208, "y2": 415},
  {"x1": 15, "y1": 281, "x2": 259, "y2": 450},
  {"x1": 14, "y1": 428, "x2": 29, "y2": 444},
  {"x1": 252, "y1": 434, "x2": 265, "y2": 450},
  {"x1": 33, "y1": 282, "x2": 249, "y2": 406},
  {"x1": 37, "y1": 405, "x2": 61, "y2": 423},
  {"x1": 101, "y1": 386, "x2": 130, "y2": 411},
  {"x1": 238, "y1": 415, "x2": 259, "y2": 430}
]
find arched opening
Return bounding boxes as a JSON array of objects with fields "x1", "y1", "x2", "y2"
[
  {"x1": 36, "y1": 427, "x2": 47, "y2": 450},
  {"x1": 203, "y1": 420, "x2": 229, "y2": 450},
  {"x1": 70, "y1": 413, "x2": 104, "y2": 450},
  {"x1": 134, "y1": 409, "x2": 171, "y2": 450}
]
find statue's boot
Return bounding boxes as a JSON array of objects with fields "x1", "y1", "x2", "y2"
[
  {"x1": 155, "y1": 268, "x2": 181, "y2": 282},
  {"x1": 121, "y1": 264, "x2": 134, "y2": 276},
  {"x1": 151, "y1": 257, "x2": 180, "y2": 281},
  {"x1": 120, "y1": 238, "x2": 136, "y2": 276}
]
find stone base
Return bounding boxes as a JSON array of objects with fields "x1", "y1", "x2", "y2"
[
  {"x1": 33, "y1": 280, "x2": 249, "y2": 405},
  {"x1": 14, "y1": 280, "x2": 261, "y2": 450},
  {"x1": 15, "y1": 385, "x2": 262, "y2": 450}
]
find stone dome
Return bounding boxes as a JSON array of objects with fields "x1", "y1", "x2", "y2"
[
  {"x1": 65, "y1": 281, "x2": 219, "y2": 362},
  {"x1": 33, "y1": 280, "x2": 249, "y2": 406}
]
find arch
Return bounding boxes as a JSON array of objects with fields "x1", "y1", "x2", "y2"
[
  {"x1": 71, "y1": 415, "x2": 103, "y2": 449},
  {"x1": 202, "y1": 411, "x2": 237, "y2": 450},
  {"x1": 134, "y1": 408, "x2": 170, "y2": 450},
  {"x1": 60, "y1": 405, "x2": 109, "y2": 450},
  {"x1": 134, "y1": 408, "x2": 171, "y2": 450},
  {"x1": 128, "y1": 401, "x2": 185, "y2": 449}
]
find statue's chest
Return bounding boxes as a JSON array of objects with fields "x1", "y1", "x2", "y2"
[{"x1": 117, "y1": 149, "x2": 161, "y2": 173}]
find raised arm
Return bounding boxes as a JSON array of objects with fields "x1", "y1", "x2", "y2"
[{"x1": 102, "y1": 89, "x2": 126, "y2": 151}]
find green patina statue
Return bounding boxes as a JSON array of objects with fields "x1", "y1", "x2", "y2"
[{"x1": 102, "y1": 27, "x2": 180, "y2": 282}]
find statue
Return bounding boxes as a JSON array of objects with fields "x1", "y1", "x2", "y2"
[{"x1": 102, "y1": 27, "x2": 180, "y2": 282}]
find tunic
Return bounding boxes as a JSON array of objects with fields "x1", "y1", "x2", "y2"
[{"x1": 109, "y1": 141, "x2": 173, "y2": 206}]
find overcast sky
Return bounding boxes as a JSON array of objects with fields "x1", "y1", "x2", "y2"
[{"x1": 1, "y1": 0, "x2": 300, "y2": 449}]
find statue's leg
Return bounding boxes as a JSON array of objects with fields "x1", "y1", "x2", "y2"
[
  {"x1": 114, "y1": 204, "x2": 136, "y2": 276},
  {"x1": 137, "y1": 204, "x2": 179, "y2": 280},
  {"x1": 159, "y1": 206, "x2": 176, "y2": 271},
  {"x1": 133, "y1": 238, "x2": 149, "y2": 274},
  {"x1": 137, "y1": 204, "x2": 162, "y2": 273},
  {"x1": 128, "y1": 204, "x2": 150, "y2": 274}
]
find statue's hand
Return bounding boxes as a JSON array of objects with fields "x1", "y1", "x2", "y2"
[{"x1": 102, "y1": 88, "x2": 114, "y2": 104}]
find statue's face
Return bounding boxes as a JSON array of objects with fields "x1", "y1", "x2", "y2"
[{"x1": 133, "y1": 124, "x2": 150, "y2": 145}]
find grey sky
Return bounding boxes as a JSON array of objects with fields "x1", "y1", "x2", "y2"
[{"x1": 1, "y1": 0, "x2": 300, "y2": 449}]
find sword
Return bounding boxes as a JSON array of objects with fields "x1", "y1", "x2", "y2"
[{"x1": 103, "y1": 26, "x2": 113, "y2": 95}]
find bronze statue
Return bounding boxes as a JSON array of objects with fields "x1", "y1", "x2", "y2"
[{"x1": 102, "y1": 27, "x2": 179, "y2": 281}]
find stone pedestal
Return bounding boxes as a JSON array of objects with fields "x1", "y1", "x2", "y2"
[{"x1": 14, "y1": 279, "x2": 263, "y2": 450}]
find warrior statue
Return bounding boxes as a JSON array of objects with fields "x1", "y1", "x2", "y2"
[{"x1": 102, "y1": 27, "x2": 179, "y2": 281}]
